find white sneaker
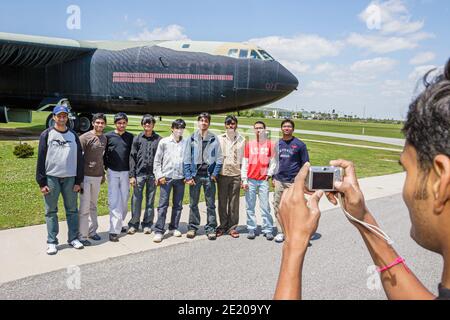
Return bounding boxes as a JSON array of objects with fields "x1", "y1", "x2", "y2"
[
  {"x1": 274, "y1": 233, "x2": 285, "y2": 243},
  {"x1": 143, "y1": 227, "x2": 152, "y2": 235},
  {"x1": 172, "y1": 229, "x2": 182, "y2": 237},
  {"x1": 153, "y1": 233, "x2": 163, "y2": 243},
  {"x1": 46, "y1": 244, "x2": 58, "y2": 255},
  {"x1": 70, "y1": 239, "x2": 85, "y2": 249}
]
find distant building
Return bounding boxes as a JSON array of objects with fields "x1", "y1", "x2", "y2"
[{"x1": 258, "y1": 107, "x2": 294, "y2": 119}]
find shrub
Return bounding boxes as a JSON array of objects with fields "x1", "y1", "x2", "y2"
[{"x1": 13, "y1": 142, "x2": 34, "y2": 158}]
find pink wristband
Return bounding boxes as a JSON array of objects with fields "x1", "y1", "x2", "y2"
[{"x1": 377, "y1": 257, "x2": 410, "y2": 273}]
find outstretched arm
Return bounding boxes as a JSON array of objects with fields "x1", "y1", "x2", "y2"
[
  {"x1": 326, "y1": 159, "x2": 435, "y2": 300},
  {"x1": 274, "y1": 163, "x2": 324, "y2": 300}
]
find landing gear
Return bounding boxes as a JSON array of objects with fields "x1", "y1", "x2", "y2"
[
  {"x1": 45, "y1": 111, "x2": 92, "y2": 134},
  {"x1": 78, "y1": 113, "x2": 93, "y2": 133},
  {"x1": 46, "y1": 113, "x2": 78, "y2": 131}
]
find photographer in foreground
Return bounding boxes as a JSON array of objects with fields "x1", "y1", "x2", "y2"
[{"x1": 274, "y1": 59, "x2": 450, "y2": 300}]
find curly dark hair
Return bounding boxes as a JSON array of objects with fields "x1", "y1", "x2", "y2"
[{"x1": 402, "y1": 59, "x2": 450, "y2": 172}]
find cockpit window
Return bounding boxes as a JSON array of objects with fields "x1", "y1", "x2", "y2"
[
  {"x1": 182, "y1": 44, "x2": 190, "y2": 49},
  {"x1": 258, "y1": 50, "x2": 275, "y2": 61},
  {"x1": 250, "y1": 50, "x2": 262, "y2": 60},
  {"x1": 239, "y1": 49, "x2": 248, "y2": 59},
  {"x1": 227, "y1": 49, "x2": 239, "y2": 58},
  {"x1": 228, "y1": 48, "x2": 266, "y2": 60}
]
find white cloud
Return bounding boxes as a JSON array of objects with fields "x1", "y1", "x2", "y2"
[
  {"x1": 350, "y1": 0, "x2": 433, "y2": 54},
  {"x1": 409, "y1": 51, "x2": 436, "y2": 65},
  {"x1": 128, "y1": 24, "x2": 189, "y2": 41},
  {"x1": 248, "y1": 34, "x2": 343, "y2": 62},
  {"x1": 347, "y1": 32, "x2": 433, "y2": 54},
  {"x1": 310, "y1": 63, "x2": 335, "y2": 74},
  {"x1": 359, "y1": 0, "x2": 424, "y2": 35},
  {"x1": 380, "y1": 79, "x2": 411, "y2": 97},
  {"x1": 279, "y1": 60, "x2": 311, "y2": 74},
  {"x1": 408, "y1": 65, "x2": 437, "y2": 81},
  {"x1": 350, "y1": 57, "x2": 397, "y2": 73}
]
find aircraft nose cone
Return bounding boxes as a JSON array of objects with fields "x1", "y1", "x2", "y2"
[{"x1": 278, "y1": 63, "x2": 299, "y2": 92}]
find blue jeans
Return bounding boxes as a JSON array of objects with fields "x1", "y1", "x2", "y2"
[
  {"x1": 129, "y1": 175, "x2": 157, "y2": 229},
  {"x1": 44, "y1": 176, "x2": 79, "y2": 245},
  {"x1": 245, "y1": 179, "x2": 274, "y2": 234},
  {"x1": 154, "y1": 179, "x2": 185, "y2": 234},
  {"x1": 188, "y1": 175, "x2": 217, "y2": 234}
]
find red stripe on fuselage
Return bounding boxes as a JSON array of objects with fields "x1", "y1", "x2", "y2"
[{"x1": 112, "y1": 72, "x2": 233, "y2": 84}]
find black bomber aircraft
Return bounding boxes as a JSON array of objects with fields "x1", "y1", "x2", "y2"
[{"x1": 0, "y1": 32, "x2": 299, "y2": 133}]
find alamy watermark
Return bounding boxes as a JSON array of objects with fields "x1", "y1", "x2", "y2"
[
  {"x1": 66, "y1": 265, "x2": 81, "y2": 290},
  {"x1": 366, "y1": 265, "x2": 382, "y2": 291},
  {"x1": 365, "y1": 4, "x2": 382, "y2": 31},
  {"x1": 66, "y1": 5, "x2": 81, "y2": 30}
]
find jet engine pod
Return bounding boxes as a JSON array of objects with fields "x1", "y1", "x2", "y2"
[{"x1": 0, "y1": 106, "x2": 32, "y2": 123}]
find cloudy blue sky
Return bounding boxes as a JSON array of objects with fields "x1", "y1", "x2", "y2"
[{"x1": 1, "y1": 0, "x2": 449, "y2": 119}]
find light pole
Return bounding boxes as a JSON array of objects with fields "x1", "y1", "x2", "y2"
[{"x1": 362, "y1": 106, "x2": 366, "y2": 135}]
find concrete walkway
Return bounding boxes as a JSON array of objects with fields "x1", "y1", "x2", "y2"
[{"x1": 0, "y1": 172, "x2": 405, "y2": 284}]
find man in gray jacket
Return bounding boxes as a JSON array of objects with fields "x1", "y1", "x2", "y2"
[{"x1": 153, "y1": 119, "x2": 187, "y2": 243}]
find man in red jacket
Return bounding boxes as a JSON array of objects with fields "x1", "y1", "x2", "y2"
[{"x1": 241, "y1": 121, "x2": 277, "y2": 241}]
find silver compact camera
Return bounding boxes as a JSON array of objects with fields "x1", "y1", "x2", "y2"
[{"x1": 306, "y1": 166, "x2": 344, "y2": 192}]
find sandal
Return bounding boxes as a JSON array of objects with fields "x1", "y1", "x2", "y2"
[
  {"x1": 216, "y1": 229, "x2": 225, "y2": 237},
  {"x1": 229, "y1": 229, "x2": 240, "y2": 238}
]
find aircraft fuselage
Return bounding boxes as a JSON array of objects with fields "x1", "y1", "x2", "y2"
[{"x1": 0, "y1": 45, "x2": 298, "y2": 116}]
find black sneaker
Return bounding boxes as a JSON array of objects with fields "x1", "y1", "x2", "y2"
[
  {"x1": 264, "y1": 233, "x2": 274, "y2": 241},
  {"x1": 80, "y1": 239, "x2": 92, "y2": 246},
  {"x1": 121, "y1": 227, "x2": 127, "y2": 234},
  {"x1": 89, "y1": 234, "x2": 101, "y2": 241},
  {"x1": 247, "y1": 230, "x2": 256, "y2": 240},
  {"x1": 109, "y1": 234, "x2": 119, "y2": 242}
]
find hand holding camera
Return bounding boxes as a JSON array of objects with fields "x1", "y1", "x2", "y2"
[
  {"x1": 304, "y1": 160, "x2": 370, "y2": 225},
  {"x1": 278, "y1": 162, "x2": 324, "y2": 250}
]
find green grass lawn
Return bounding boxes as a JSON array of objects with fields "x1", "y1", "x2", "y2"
[
  {"x1": 0, "y1": 111, "x2": 404, "y2": 139},
  {"x1": 166, "y1": 114, "x2": 405, "y2": 139}
]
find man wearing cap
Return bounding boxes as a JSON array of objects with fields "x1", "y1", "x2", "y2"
[
  {"x1": 36, "y1": 104, "x2": 85, "y2": 255},
  {"x1": 104, "y1": 112, "x2": 134, "y2": 242}
]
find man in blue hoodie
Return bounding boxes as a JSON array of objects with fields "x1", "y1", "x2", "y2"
[
  {"x1": 272, "y1": 119, "x2": 310, "y2": 243},
  {"x1": 184, "y1": 113, "x2": 223, "y2": 240}
]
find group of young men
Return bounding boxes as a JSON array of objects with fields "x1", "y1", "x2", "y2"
[{"x1": 36, "y1": 107, "x2": 309, "y2": 255}]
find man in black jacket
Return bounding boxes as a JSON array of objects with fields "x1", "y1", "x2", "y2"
[{"x1": 128, "y1": 114, "x2": 162, "y2": 235}]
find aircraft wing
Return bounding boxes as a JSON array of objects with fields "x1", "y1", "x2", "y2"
[{"x1": 0, "y1": 32, "x2": 96, "y2": 68}]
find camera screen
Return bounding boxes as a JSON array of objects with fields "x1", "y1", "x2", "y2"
[{"x1": 312, "y1": 172, "x2": 334, "y2": 190}]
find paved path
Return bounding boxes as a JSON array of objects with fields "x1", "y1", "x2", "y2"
[{"x1": 0, "y1": 192, "x2": 441, "y2": 300}]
